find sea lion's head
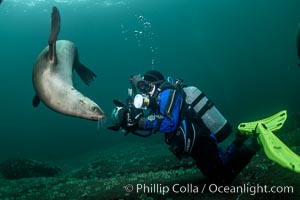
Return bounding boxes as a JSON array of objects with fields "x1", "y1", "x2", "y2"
[{"x1": 76, "y1": 97, "x2": 105, "y2": 121}]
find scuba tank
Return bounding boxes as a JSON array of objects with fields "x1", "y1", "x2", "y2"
[
  {"x1": 159, "y1": 77, "x2": 231, "y2": 143},
  {"x1": 182, "y1": 86, "x2": 231, "y2": 142}
]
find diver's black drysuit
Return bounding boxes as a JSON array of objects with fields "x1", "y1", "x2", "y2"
[
  {"x1": 119, "y1": 77, "x2": 260, "y2": 183},
  {"x1": 167, "y1": 116, "x2": 258, "y2": 183}
]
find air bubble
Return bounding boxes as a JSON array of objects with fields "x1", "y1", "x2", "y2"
[{"x1": 138, "y1": 16, "x2": 144, "y2": 22}]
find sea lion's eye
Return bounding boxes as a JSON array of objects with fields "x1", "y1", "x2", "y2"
[{"x1": 92, "y1": 106, "x2": 99, "y2": 112}]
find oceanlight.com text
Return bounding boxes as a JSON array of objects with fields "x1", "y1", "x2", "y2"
[
  {"x1": 123, "y1": 183, "x2": 294, "y2": 196},
  {"x1": 208, "y1": 183, "x2": 294, "y2": 195}
]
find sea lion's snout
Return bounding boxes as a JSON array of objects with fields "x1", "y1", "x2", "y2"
[
  {"x1": 90, "y1": 105, "x2": 105, "y2": 120},
  {"x1": 77, "y1": 98, "x2": 105, "y2": 121}
]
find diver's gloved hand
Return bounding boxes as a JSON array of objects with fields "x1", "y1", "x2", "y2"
[{"x1": 120, "y1": 107, "x2": 143, "y2": 131}]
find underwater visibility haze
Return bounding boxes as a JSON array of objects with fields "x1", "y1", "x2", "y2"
[{"x1": 0, "y1": 0, "x2": 300, "y2": 199}]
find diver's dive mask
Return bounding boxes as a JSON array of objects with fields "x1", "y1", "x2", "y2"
[{"x1": 130, "y1": 74, "x2": 153, "y2": 94}]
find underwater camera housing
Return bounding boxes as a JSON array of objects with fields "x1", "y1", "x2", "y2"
[{"x1": 108, "y1": 88, "x2": 152, "y2": 137}]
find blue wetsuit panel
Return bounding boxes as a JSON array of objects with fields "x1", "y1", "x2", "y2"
[{"x1": 143, "y1": 89, "x2": 182, "y2": 133}]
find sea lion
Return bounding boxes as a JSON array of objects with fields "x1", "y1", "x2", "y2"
[{"x1": 32, "y1": 6, "x2": 105, "y2": 121}]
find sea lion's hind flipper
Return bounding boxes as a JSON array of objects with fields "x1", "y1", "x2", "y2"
[
  {"x1": 32, "y1": 94, "x2": 40, "y2": 107},
  {"x1": 48, "y1": 6, "x2": 60, "y2": 64},
  {"x1": 74, "y1": 62, "x2": 97, "y2": 86}
]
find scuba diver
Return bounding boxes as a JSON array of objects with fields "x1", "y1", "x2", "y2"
[{"x1": 109, "y1": 70, "x2": 299, "y2": 183}]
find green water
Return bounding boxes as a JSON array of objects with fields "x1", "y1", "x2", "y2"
[{"x1": 0, "y1": 0, "x2": 300, "y2": 162}]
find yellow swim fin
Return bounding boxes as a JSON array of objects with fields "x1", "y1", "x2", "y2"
[
  {"x1": 238, "y1": 110, "x2": 287, "y2": 136},
  {"x1": 256, "y1": 123, "x2": 300, "y2": 174}
]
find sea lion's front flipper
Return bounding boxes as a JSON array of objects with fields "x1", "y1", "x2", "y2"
[
  {"x1": 74, "y1": 51, "x2": 97, "y2": 86},
  {"x1": 74, "y1": 62, "x2": 97, "y2": 86},
  {"x1": 48, "y1": 6, "x2": 60, "y2": 64},
  {"x1": 32, "y1": 94, "x2": 40, "y2": 107}
]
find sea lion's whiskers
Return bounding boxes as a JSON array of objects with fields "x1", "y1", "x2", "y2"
[
  {"x1": 97, "y1": 117, "x2": 106, "y2": 130},
  {"x1": 97, "y1": 117, "x2": 101, "y2": 130},
  {"x1": 101, "y1": 118, "x2": 106, "y2": 128}
]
